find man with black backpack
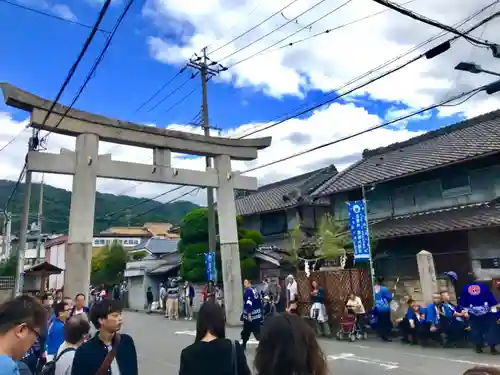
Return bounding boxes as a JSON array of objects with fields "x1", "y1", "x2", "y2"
[{"x1": 40, "y1": 315, "x2": 90, "y2": 375}]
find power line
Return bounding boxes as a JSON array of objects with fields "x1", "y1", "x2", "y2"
[
  {"x1": 241, "y1": 83, "x2": 496, "y2": 174},
  {"x1": 146, "y1": 73, "x2": 198, "y2": 113},
  {"x1": 217, "y1": 0, "x2": 331, "y2": 62},
  {"x1": 162, "y1": 87, "x2": 199, "y2": 116},
  {"x1": 228, "y1": 0, "x2": 354, "y2": 68},
  {"x1": 207, "y1": 0, "x2": 302, "y2": 55},
  {"x1": 35, "y1": 0, "x2": 112, "y2": 140},
  {"x1": 41, "y1": 0, "x2": 136, "y2": 143},
  {"x1": 134, "y1": 66, "x2": 187, "y2": 112},
  {"x1": 236, "y1": 6, "x2": 500, "y2": 139},
  {"x1": 4, "y1": 0, "x2": 113, "y2": 212},
  {"x1": 228, "y1": 0, "x2": 416, "y2": 67},
  {"x1": 0, "y1": 128, "x2": 28, "y2": 154},
  {"x1": 0, "y1": 0, "x2": 110, "y2": 33},
  {"x1": 371, "y1": 0, "x2": 498, "y2": 50}
]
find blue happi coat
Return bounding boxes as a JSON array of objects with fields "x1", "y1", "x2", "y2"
[
  {"x1": 374, "y1": 284, "x2": 392, "y2": 312},
  {"x1": 459, "y1": 282, "x2": 497, "y2": 316},
  {"x1": 425, "y1": 303, "x2": 440, "y2": 326},
  {"x1": 242, "y1": 287, "x2": 263, "y2": 323}
]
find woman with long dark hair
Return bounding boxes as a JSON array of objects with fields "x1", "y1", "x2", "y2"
[
  {"x1": 179, "y1": 301, "x2": 250, "y2": 375},
  {"x1": 254, "y1": 313, "x2": 328, "y2": 375}
]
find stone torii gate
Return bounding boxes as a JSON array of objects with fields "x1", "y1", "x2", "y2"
[{"x1": 1, "y1": 83, "x2": 271, "y2": 325}]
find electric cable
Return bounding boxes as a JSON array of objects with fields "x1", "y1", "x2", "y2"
[
  {"x1": 236, "y1": 7, "x2": 500, "y2": 139},
  {"x1": 162, "y1": 87, "x2": 199, "y2": 116},
  {"x1": 36, "y1": 0, "x2": 112, "y2": 140},
  {"x1": 217, "y1": 0, "x2": 331, "y2": 62},
  {"x1": 3, "y1": 162, "x2": 27, "y2": 212},
  {"x1": 0, "y1": 128, "x2": 29, "y2": 154},
  {"x1": 240, "y1": 84, "x2": 491, "y2": 174},
  {"x1": 41, "y1": 0, "x2": 136, "y2": 143},
  {"x1": 134, "y1": 66, "x2": 187, "y2": 112},
  {"x1": 371, "y1": 0, "x2": 496, "y2": 48},
  {"x1": 146, "y1": 73, "x2": 198, "y2": 113},
  {"x1": 0, "y1": 0, "x2": 110, "y2": 33},
  {"x1": 228, "y1": 0, "x2": 354, "y2": 67},
  {"x1": 207, "y1": 0, "x2": 302, "y2": 55},
  {"x1": 228, "y1": 0, "x2": 416, "y2": 66}
]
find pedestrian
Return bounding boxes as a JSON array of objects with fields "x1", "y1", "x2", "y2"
[
  {"x1": 184, "y1": 282, "x2": 195, "y2": 321},
  {"x1": 285, "y1": 275, "x2": 298, "y2": 314},
  {"x1": 146, "y1": 287, "x2": 154, "y2": 314},
  {"x1": 268, "y1": 279, "x2": 281, "y2": 312},
  {"x1": 240, "y1": 279, "x2": 262, "y2": 351},
  {"x1": 254, "y1": 313, "x2": 328, "y2": 375},
  {"x1": 46, "y1": 302, "x2": 71, "y2": 362},
  {"x1": 51, "y1": 315, "x2": 90, "y2": 375},
  {"x1": 373, "y1": 276, "x2": 393, "y2": 342},
  {"x1": 0, "y1": 295, "x2": 47, "y2": 375},
  {"x1": 159, "y1": 284, "x2": 166, "y2": 311},
  {"x1": 71, "y1": 299, "x2": 138, "y2": 375},
  {"x1": 166, "y1": 279, "x2": 179, "y2": 320},
  {"x1": 179, "y1": 301, "x2": 250, "y2": 375},
  {"x1": 69, "y1": 294, "x2": 89, "y2": 319},
  {"x1": 459, "y1": 273, "x2": 499, "y2": 354}
]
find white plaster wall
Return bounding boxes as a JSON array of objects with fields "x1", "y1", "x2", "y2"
[
  {"x1": 48, "y1": 243, "x2": 65, "y2": 290},
  {"x1": 468, "y1": 228, "x2": 500, "y2": 280}
]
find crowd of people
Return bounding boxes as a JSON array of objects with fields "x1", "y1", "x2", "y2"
[
  {"x1": 0, "y1": 291, "x2": 137, "y2": 375},
  {"x1": 371, "y1": 273, "x2": 500, "y2": 354}
]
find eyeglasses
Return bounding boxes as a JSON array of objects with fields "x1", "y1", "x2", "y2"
[{"x1": 23, "y1": 324, "x2": 43, "y2": 342}]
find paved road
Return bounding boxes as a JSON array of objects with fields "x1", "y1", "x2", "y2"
[{"x1": 122, "y1": 311, "x2": 500, "y2": 375}]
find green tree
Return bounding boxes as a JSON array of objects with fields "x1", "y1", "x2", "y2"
[
  {"x1": 179, "y1": 208, "x2": 263, "y2": 282},
  {"x1": 0, "y1": 254, "x2": 17, "y2": 277},
  {"x1": 91, "y1": 242, "x2": 127, "y2": 286}
]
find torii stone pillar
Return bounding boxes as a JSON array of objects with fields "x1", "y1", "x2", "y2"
[{"x1": 1, "y1": 83, "x2": 271, "y2": 321}]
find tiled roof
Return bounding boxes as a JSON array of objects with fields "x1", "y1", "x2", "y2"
[
  {"x1": 371, "y1": 203, "x2": 500, "y2": 239},
  {"x1": 313, "y1": 109, "x2": 500, "y2": 196},
  {"x1": 100, "y1": 227, "x2": 150, "y2": 236},
  {"x1": 44, "y1": 235, "x2": 68, "y2": 249},
  {"x1": 235, "y1": 165, "x2": 337, "y2": 216},
  {"x1": 133, "y1": 237, "x2": 179, "y2": 254}
]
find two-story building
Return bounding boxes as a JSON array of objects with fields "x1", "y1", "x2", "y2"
[
  {"x1": 312, "y1": 109, "x2": 500, "y2": 291},
  {"x1": 235, "y1": 165, "x2": 337, "y2": 279}
]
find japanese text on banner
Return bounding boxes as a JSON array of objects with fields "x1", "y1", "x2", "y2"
[
  {"x1": 204, "y1": 252, "x2": 215, "y2": 281},
  {"x1": 346, "y1": 200, "x2": 371, "y2": 261}
]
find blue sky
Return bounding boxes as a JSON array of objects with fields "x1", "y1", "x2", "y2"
[{"x1": 0, "y1": 0, "x2": 495, "y2": 201}]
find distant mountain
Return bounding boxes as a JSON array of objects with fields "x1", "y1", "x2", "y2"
[{"x1": 0, "y1": 180, "x2": 201, "y2": 235}]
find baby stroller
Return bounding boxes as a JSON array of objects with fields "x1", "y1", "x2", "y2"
[
  {"x1": 336, "y1": 310, "x2": 358, "y2": 341},
  {"x1": 336, "y1": 308, "x2": 367, "y2": 341}
]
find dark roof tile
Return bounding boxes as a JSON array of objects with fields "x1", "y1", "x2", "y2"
[
  {"x1": 371, "y1": 203, "x2": 500, "y2": 239},
  {"x1": 313, "y1": 109, "x2": 500, "y2": 196},
  {"x1": 236, "y1": 165, "x2": 337, "y2": 216}
]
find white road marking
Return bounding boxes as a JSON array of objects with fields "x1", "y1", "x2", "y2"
[
  {"x1": 328, "y1": 353, "x2": 399, "y2": 370},
  {"x1": 351, "y1": 344, "x2": 500, "y2": 367}
]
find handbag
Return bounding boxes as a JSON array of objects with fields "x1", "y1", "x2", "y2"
[
  {"x1": 95, "y1": 333, "x2": 121, "y2": 375},
  {"x1": 231, "y1": 340, "x2": 238, "y2": 375}
]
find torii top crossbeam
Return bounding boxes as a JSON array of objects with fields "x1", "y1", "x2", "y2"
[{"x1": 0, "y1": 83, "x2": 271, "y2": 160}]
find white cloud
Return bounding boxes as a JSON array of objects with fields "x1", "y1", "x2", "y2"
[
  {"x1": 143, "y1": 0, "x2": 500, "y2": 118},
  {"x1": 0, "y1": 101, "x2": 423, "y2": 209},
  {"x1": 52, "y1": 4, "x2": 77, "y2": 21}
]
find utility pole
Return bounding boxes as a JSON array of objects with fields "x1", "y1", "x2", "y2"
[
  {"x1": 188, "y1": 47, "x2": 225, "y2": 283},
  {"x1": 2, "y1": 212, "x2": 12, "y2": 259},
  {"x1": 14, "y1": 128, "x2": 36, "y2": 297},
  {"x1": 35, "y1": 174, "x2": 44, "y2": 261}
]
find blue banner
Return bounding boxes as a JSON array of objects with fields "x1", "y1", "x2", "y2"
[
  {"x1": 346, "y1": 200, "x2": 371, "y2": 261},
  {"x1": 204, "y1": 252, "x2": 215, "y2": 281}
]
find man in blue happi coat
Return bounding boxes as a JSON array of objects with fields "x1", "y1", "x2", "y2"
[
  {"x1": 458, "y1": 273, "x2": 499, "y2": 354},
  {"x1": 240, "y1": 279, "x2": 262, "y2": 351},
  {"x1": 421, "y1": 293, "x2": 444, "y2": 346},
  {"x1": 374, "y1": 276, "x2": 393, "y2": 342},
  {"x1": 439, "y1": 290, "x2": 467, "y2": 347}
]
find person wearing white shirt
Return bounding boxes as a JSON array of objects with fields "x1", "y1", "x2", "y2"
[
  {"x1": 286, "y1": 275, "x2": 298, "y2": 314},
  {"x1": 54, "y1": 315, "x2": 90, "y2": 375},
  {"x1": 346, "y1": 292, "x2": 366, "y2": 336}
]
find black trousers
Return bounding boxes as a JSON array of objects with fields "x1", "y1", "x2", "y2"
[
  {"x1": 419, "y1": 321, "x2": 443, "y2": 346},
  {"x1": 241, "y1": 320, "x2": 261, "y2": 348},
  {"x1": 376, "y1": 309, "x2": 392, "y2": 340},
  {"x1": 399, "y1": 319, "x2": 419, "y2": 343}
]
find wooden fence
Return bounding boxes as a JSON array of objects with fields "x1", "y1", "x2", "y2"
[{"x1": 296, "y1": 268, "x2": 372, "y2": 326}]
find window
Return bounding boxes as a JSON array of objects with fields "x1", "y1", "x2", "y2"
[
  {"x1": 391, "y1": 186, "x2": 415, "y2": 213},
  {"x1": 441, "y1": 173, "x2": 471, "y2": 198},
  {"x1": 260, "y1": 211, "x2": 287, "y2": 236}
]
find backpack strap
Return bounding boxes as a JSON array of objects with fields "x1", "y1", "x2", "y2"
[
  {"x1": 55, "y1": 348, "x2": 76, "y2": 362},
  {"x1": 95, "y1": 333, "x2": 121, "y2": 375}
]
